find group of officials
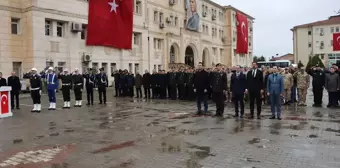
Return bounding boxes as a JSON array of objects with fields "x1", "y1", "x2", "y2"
[{"x1": 2, "y1": 61, "x2": 337, "y2": 120}]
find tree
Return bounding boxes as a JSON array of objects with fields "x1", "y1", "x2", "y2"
[
  {"x1": 253, "y1": 56, "x2": 258, "y2": 63},
  {"x1": 258, "y1": 56, "x2": 266, "y2": 62},
  {"x1": 306, "y1": 56, "x2": 325, "y2": 70}
]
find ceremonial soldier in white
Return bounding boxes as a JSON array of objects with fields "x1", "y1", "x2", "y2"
[
  {"x1": 72, "y1": 68, "x2": 84, "y2": 107},
  {"x1": 26, "y1": 68, "x2": 42, "y2": 112},
  {"x1": 59, "y1": 69, "x2": 73, "y2": 108}
]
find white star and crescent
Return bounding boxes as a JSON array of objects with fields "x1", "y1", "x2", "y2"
[
  {"x1": 241, "y1": 21, "x2": 247, "y2": 42},
  {"x1": 108, "y1": 0, "x2": 119, "y2": 13},
  {"x1": 337, "y1": 36, "x2": 340, "y2": 45},
  {"x1": 1, "y1": 94, "x2": 7, "y2": 105}
]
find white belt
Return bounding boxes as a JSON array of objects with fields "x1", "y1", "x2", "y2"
[
  {"x1": 76, "y1": 83, "x2": 82, "y2": 85},
  {"x1": 30, "y1": 87, "x2": 40, "y2": 90},
  {"x1": 62, "y1": 83, "x2": 71, "y2": 85},
  {"x1": 47, "y1": 82, "x2": 55, "y2": 84}
]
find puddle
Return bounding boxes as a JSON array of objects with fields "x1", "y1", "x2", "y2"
[
  {"x1": 169, "y1": 112, "x2": 191, "y2": 119},
  {"x1": 49, "y1": 122, "x2": 56, "y2": 126},
  {"x1": 51, "y1": 163, "x2": 69, "y2": 168},
  {"x1": 160, "y1": 135, "x2": 182, "y2": 153},
  {"x1": 64, "y1": 129, "x2": 75, "y2": 133},
  {"x1": 325, "y1": 128, "x2": 340, "y2": 133},
  {"x1": 147, "y1": 121, "x2": 159, "y2": 126},
  {"x1": 310, "y1": 125, "x2": 319, "y2": 130},
  {"x1": 287, "y1": 134, "x2": 298, "y2": 137},
  {"x1": 313, "y1": 111, "x2": 323, "y2": 118},
  {"x1": 179, "y1": 128, "x2": 208, "y2": 135},
  {"x1": 308, "y1": 134, "x2": 318, "y2": 138},
  {"x1": 50, "y1": 133, "x2": 60, "y2": 136},
  {"x1": 241, "y1": 157, "x2": 261, "y2": 163},
  {"x1": 248, "y1": 138, "x2": 261, "y2": 144},
  {"x1": 144, "y1": 114, "x2": 159, "y2": 118},
  {"x1": 49, "y1": 127, "x2": 56, "y2": 130},
  {"x1": 13, "y1": 139, "x2": 23, "y2": 144},
  {"x1": 182, "y1": 121, "x2": 194, "y2": 124},
  {"x1": 34, "y1": 135, "x2": 45, "y2": 139},
  {"x1": 186, "y1": 144, "x2": 213, "y2": 168},
  {"x1": 270, "y1": 130, "x2": 280, "y2": 135},
  {"x1": 210, "y1": 127, "x2": 224, "y2": 130}
]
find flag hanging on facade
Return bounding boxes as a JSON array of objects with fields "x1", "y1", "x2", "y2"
[
  {"x1": 333, "y1": 33, "x2": 340, "y2": 51},
  {"x1": 236, "y1": 12, "x2": 248, "y2": 54}
]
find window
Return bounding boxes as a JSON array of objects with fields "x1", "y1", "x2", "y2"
[
  {"x1": 212, "y1": 47, "x2": 217, "y2": 55},
  {"x1": 101, "y1": 63, "x2": 108, "y2": 74},
  {"x1": 129, "y1": 63, "x2": 132, "y2": 72},
  {"x1": 110, "y1": 63, "x2": 117, "y2": 72},
  {"x1": 153, "y1": 11, "x2": 158, "y2": 22},
  {"x1": 308, "y1": 42, "x2": 312, "y2": 48},
  {"x1": 11, "y1": 18, "x2": 20, "y2": 34},
  {"x1": 321, "y1": 54, "x2": 324, "y2": 59},
  {"x1": 56, "y1": 22, "x2": 64, "y2": 37},
  {"x1": 57, "y1": 62, "x2": 66, "y2": 72},
  {"x1": 134, "y1": 63, "x2": 139, "y2": 74},
  {"x1": 169, "y1": 16, "x2": 173, "y2": 25},
  {"x1": 308, "y1": 30, "x2": 311, "y2": 35},
  {"x1": 158, "y1": 65, "x2": 161, "y2": 71},
  {"x1": 321, "y1": 41, "x2": 324, "y2": 46},
  {"x1": 331, "y1": 27, "x2": 334, "y2": 33},
  {"x1": 135, "y1": 0, "x2": 142, "y2": 14},
  {"x1": 336, "y1": 27, "x2": 339, "y2": 32},
  {"x1": 45, "y1": 20, "x2": 51, "y2": 36},
  {"x1": 153, "y1": 65, "x2": 156, "y2": 70},
  {"x1": 174, "y1": 17, "x2": 178, "y2": 26},
  {"x1": 81, "y1": 24, "x2": 87, "y2": 40},
  {"x1": 159, "y1": 12, "x2": 164, "y2": 23},
  {"x1": 12, "y1": 62, "x2": 22, "y2": 78},
  {"x1": 206, "y1": 25, "x2": 209, "y2": 35},
  {"x1": 315, "y1": 28, "x2": 319, "y2": 32},
  {"x1": 153, "y1": 38, "x2": 163, "y2": 50},
  {"x1": 133, "y1": 32, "x2": 141, "y2": 45},
  {"x1": 92, "y1": 62, "x2": 98, "y2": 70}
]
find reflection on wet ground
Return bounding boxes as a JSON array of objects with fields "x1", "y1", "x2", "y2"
[{"x1": 0, "y1": 89, "x2": 340, "y2": 168}]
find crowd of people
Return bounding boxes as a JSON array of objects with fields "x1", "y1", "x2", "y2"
[{"x1": 1, "y1": 61, "x2": 338, "y2": 120}]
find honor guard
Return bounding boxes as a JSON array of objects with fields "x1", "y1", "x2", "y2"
[
  {"x1": 44, "y1": 67, "x2": 58, "y2": 110},
  {"x1": 72, "y1": 68, "x2": 84, "y2": 107},
  {"x1": 96, "y1": 68, "x2": 108, "y2": 104},
  {"x1": 59, "y1": 69, "x2": 72, "y2": 108},
  {"x1": 29, "y1": 68, "x2": 42, "y2": 112},
  {"x1": 83, "y1": 68, "x2": 95, "y2": 105}
]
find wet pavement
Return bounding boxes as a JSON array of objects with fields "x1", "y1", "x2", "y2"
[{"x1": 0, "y1": 88, "x2": 340, "y2": 168}]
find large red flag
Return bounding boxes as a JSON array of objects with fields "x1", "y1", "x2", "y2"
[
  {"x1": 86, "y1": 0, "x2": 133, "y2": 49},
  {"x1": 236, "y1": 12, "x2": 248, "y2": 54},
  {"x1": 334, "y1": 33, "x2": 340, "y2": 51}
]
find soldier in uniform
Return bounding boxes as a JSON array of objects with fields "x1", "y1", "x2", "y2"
[
  {"x1": 142, "y1": 70, "x2": 151, "y2": 99},
  {"x1": 176, "y1": 67, "x2": 186, "y2": 100},
  {"x1": 111, "y1": 70, "x2": 120, "y2": 97},
  {"x1": 294, "y1": 68, "x2": 310, "y2": 106},
  {"x1": 83, "y1": 68, "x2": 95, "y2": 105},
  {"x1": 307, "y1": 65, "x2": 325, "y2": 107},
  {"x1": 185, "y1": 68, "x2": 195, "y2": 100},
  {"x1": 167, "y1": 68, "x2": 177, "y2": 100},
  {"x1": 158, "y1": 70, "x2": 167, "y2": 99},
  {"x1": 59, "y1": 69, "x2": 72, "y2": 108},
  {"x1": 134, "y1": 71, "x2": 143, "y2": 98},
  {"x1": 282, "y1": 68, "x2": 293, "y2": 105},
  {"x1": 42, "y1": 67, "x2": 58, "y2": 110},
  {"x1": 126, "y1": 72, "x2": 135, "y2": 97},
  {"x1": 26, "y1": 68, "x2": 42, "y2": 112},
  {"x1": 210, "y1": 64, "x2": 228, "y2": 117},
  {"x1": 151, "y1": 70, "x2": 158, "y2": 98},
  {"x1": 96, "y1": 68, "x2": 108, "y2": 104},
  {"x1": 72, "y1": 68, "x2": 84, "y2": 107}
]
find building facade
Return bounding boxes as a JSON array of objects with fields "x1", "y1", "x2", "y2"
[
  {"x1": 292, "y1": 15, "x2": 340, "y2": 67},
  {"x1": 0, "y1": 0, "x2": 253, "y2": 80}
]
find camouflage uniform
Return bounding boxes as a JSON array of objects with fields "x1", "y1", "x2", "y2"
[
  {"x1": 282, "y1": 72, "x2": 293, "y2": 102},
  {"x1": 294, "y1": 71, "x2": 310, "y2": 105}
]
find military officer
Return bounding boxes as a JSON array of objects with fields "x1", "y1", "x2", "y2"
[
  {"x1": 83, "y1": 68, "x2": 95, "y2": 105},
  {"x1": 176, "y1": 68, "x2": 186, "y2": 100},
  {"x1": 210, "y1": 64, "x2": 228, "y2": 117},
  {"x1": 307, "y1": 65, "x2": 325, "y2": 107},
  {"x1": 282, "y1": 68, "x2": 293, "y2": 105},
  {"x1": 167, "y1": 68, "x2": 177, "y2": 100},
  {"x1": 294, "y1": 68, "x2": 310, "y2": 106},
  {"x1": 27, "y1": 68, "x2": 42, "y2": 112},
  {"x1": 59, "y1": 69, "x2": 73, "y2": 108},
  {"x1": 44, "y1": 67, "x2": 58, "y2": 110},
  {"x1": 72, "y1": 68, "x2": 84, "y2": 107},
  {"x1": 96, "y1": 68, "x2": 108, "y2": 104}
]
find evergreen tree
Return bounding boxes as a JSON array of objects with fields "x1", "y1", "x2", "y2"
[{"x1": 306, "y1": 56, "x2": 324, "y2": 70}]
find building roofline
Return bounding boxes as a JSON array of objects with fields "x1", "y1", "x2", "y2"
[
  {"x1": 223, "y1": 5, "x2": 255, "y2": 20},
  {"x1": 291, "y1": 15, "x2": 340, "y2": 31},
  {"x1": 204, "y1": 0, "x2": 226, "y2": 10}
]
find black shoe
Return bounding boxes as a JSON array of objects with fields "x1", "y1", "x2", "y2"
[
  {"x1": 277, "y1": 117, "x2": 282, "y2": 120},
  {"x1": 196, "y1": 111, "x2": 202, "y2": 115},
  {"x1": 11, "y1": 107, "x2": 14, "y2": 110},
  {"x1": 270, "y1": 116, "x2": 276, "y2": 119},
  {"x1": 233, "y1": 114, "x2": 239, "y2": 118},
  {"x1": 16, "y1": 107, "x2": 20, "y2": 109},
  {"x1": 249, "y1": 115, "x2": 254, "y2": 119},
  {"x1": 257, "y1": 116, "x2": 261, "y2": 119},
  {"x1": 99, "y1": 102, "x2": 103, "y2": 104},
  {"x1": 240, "y1": 115, "x2": 244, "y2": 119},
  {"x1": 86, "y1": 103, "x2": 90, "y2": 106}
]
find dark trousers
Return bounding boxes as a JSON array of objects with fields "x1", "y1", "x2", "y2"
[
  {"x1": 136, "y1": 88, "x2": 142, "y2": 98},
  {"x1": 186, "y1": 86, "x2": 194, "y2": 100},
  {"x1": 213, "y1": 92, "x2": 225, "y2": 115},
  {"x1": 152, "y1": 87, "x2": 157, "y2": 98},
  {"x1": 178, "y1": 84, "x2": 185, "y2": 99},
  {"x1": 313, "y1": 87, "x2": 323, "y2": 105},
  {"x1": 86, "y1": 87, "x2": 94, "y2": 104},
  {"x1": 169, "y1": 85, "x2": 177, "y2": 100},
  {"x1": 233, "y1": 93, "x2": 244, "y2": 116},
  {"x1": 159, "y1": 87, "x2": 166, "y2": 99},
  {"x1": 47, "y1": 89, "x2": 56, "y2": 103},
  {"x1": 249, "y1": 90, "x2": 262, "y2": 116},
  {"x1": 144, "y1": 87, "x2": 151, "y2": 98},
  {"x1": 196, "y1": 94, "x2": 208, "y2": 112},
  {"x1": 328, "y1": 92, "x2": 338, "y2": 106},
  {"x1": 11, "y1": 92, "x2": 19, "y2": 108},
  {"x1": 128, "y1": 87, "x2": 134, "y2": 97},
  {"x1": 31, "y1": 90, "x2": 41, "y2": 104},
  {"x1": 62, "y1": 86, "x2": 71, "y2": 101},
  {"x1": 74, "y1": 87, "x2": 82, "y2": 100},
  {"x1": 115, "y1": 86, "x2": 119, "y2": 96},
  {"x1": 98, "y1": 87, "x2": 106, "y2": 103}
]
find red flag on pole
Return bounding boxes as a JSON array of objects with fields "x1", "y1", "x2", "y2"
[
  {"x1": 236, "y1": 12, "x2": 249, "y2": 54},
  {"x1": 333, "y1": 33, "x2": 340, "y2": 51}
]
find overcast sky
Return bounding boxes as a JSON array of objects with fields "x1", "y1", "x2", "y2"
[{"x1": 212, "y1": 0, "x2": 339, "y2": 58}]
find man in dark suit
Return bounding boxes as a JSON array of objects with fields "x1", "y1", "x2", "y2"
[
  {"x1": 210, "y1": 64, "x2": 228, "y2": 117},
  {"x1": 246, "y1": 62, "x2": 264, "y2": 119},
  {"x1": 7, "y1": 72, "x2": 21, "y2": 109},
  {"x1": 96, "y1": 68, "x2": 108, "y2": 104},
  {"x1": 193, "y1": 62, "x2": 210, "y2": 115},
  {"x1": 0, "y1": 72, "x2": 7, "y2": 87},
  {"x1": 230, "y1": 66, "x2": 247, "y2": 118}
]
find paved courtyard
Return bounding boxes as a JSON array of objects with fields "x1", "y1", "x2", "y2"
[{"x1": 0, "y1": 88, "x2": 339, "y2": 168}]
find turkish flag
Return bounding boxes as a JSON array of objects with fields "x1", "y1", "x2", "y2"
[
  {"x1": 86, "y1": 0, "x2": 134, "y2": 49},
  {"x1": 1, "y1": 92, "x2": 8, "y2": 114},
  {"x1": 333, "y1": 33, "x2": 340, "y2": 51},
  {"x1": 236, "y1": 12, "x2": 248, "y2": 54}
]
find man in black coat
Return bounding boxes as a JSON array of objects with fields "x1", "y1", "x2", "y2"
[
  {"x1": 7, "y1": 72, "x2": 20, "y2": 109},
  {"x1": 307, "y1": 65, "x2": 325, "y2": 107},
  {"x1": 193, "y1": 62, "x2": 210, "y2": 115},
  {"x1": 246, "y1": 62, "x2": 264, "y2": 119},
  {"x1": 0, "y1": 72, "x2": 7, "y2": 87},
  {"x1": 167, "y1": 68, "x2": 177, "y2": 100},
  {"x1": 230, "y1": 66, "x2": 247, "y2": 118},
  {"x1": 142, "y1": 70, "x2": 151, "y2": 99},
  {"x1": 111, "y1": 70, "x2": 120, "y2": 97},
  {"x1": 96, "y1": 68, "x2": 108, "y2": 104},
  {"x1": 210, "y1": 64, "x2": 228, "y2": 117}
]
